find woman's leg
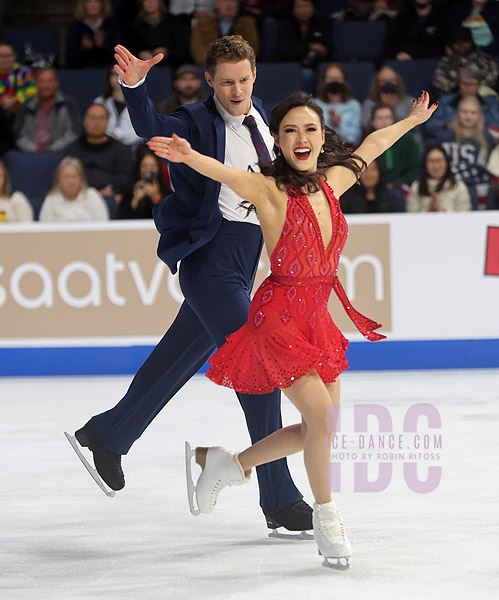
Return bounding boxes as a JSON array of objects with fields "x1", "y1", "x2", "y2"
[{"x1": 238, "y1": 371, "x2": 340, "y2": 505}]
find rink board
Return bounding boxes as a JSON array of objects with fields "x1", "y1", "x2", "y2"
[{"x1": 1, "y1": 213, "x2": 498, "y2": 375}]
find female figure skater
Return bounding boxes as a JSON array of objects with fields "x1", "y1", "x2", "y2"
[{"x1": 148, "y1": 90, "x2": 436, "y2": 567}]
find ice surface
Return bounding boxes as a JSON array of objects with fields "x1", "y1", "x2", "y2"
[{"x1": 1, "y1": 369, "x2": 498, "y2": 599}]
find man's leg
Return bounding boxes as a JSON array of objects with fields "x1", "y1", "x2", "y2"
[{"x1": 90, "y1": 301, "x2": 216, "y2": 455}]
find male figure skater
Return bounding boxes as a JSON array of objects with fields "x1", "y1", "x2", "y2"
[{"x1": 68, "y1": 36, "x2": 312, "y2": 534}]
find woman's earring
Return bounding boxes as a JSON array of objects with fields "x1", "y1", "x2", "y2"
[
  {"x1": 320, "y1": 146, "x2": 325, "y2": 154},
  {"x1": 276, "y1": 147, "x2": 281, "y2": 156}
]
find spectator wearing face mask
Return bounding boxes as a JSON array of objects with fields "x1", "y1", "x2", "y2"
[
  {"x1": 362, "y1": 66, "x2": 413, "y2": 131},
  {"x1": 314, "y1": 62, "x2": 362, "y2": 145}
]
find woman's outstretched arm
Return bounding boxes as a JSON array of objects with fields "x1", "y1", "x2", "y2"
[
  {"x1": 147, "y1": 134, "x2": 271, "y2": 208},
  {"x1": 328, "y1": 91, "x2": 438, "y2": 197}
]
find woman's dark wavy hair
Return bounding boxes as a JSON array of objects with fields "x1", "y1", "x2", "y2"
[
  {"x1": 241, "y1": 91, "x2": 366, "y2": 213},
  {"x1": 258, "y1": 90, "x2": 364, "y2": 188},
  {"x1": 418, "y1": 144, "x2": 456, "y2": 197}
]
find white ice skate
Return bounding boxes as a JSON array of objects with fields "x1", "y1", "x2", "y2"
[
  {"x1": 313, "y1": 501, "x2": 352, "y2": 570},
  {"x1": 185, "y1": 442, "x2": 250, "y2": 515}
]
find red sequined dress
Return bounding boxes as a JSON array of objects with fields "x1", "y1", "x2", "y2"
[{"x1": 207, "y1": 180, "x2": 385, "y2": 394}]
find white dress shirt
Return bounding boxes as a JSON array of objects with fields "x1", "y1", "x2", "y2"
[
  {"x1": 212, "y1": 94, "x2": 275, "y2": 225},
  {"x1": 120, "y1": 77, "x2": 275, "y2": 224}
]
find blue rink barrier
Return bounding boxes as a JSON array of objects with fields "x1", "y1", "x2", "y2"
[{"x1": 0, "y1": 339, "x2": 498, "y2": 376}]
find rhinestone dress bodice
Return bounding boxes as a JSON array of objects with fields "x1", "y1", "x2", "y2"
[{"x1": 207, "y1": 179, "x2": 385, "y2": 394}]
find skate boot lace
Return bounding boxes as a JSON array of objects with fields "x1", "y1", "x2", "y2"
[
  {"x1": 318, "y1": 505, "x2": 346, "y2": 545},
  {"x1": 209, "y1": 477, "x2": 239, "y2": 507}
]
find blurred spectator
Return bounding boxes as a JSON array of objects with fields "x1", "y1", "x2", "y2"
[
  {"x1": 433, "y1": 96, "x2": 494, "y2": 209},
  {"x1": 130, "y1": 0, "x2": 189, "y2": 67},
  {"x1": 407, "y1": 145, "x2": 471, "y2": 212},
  {"x1": 65, "y1": 103, "x2": 133, "y2": 216},
  {"x1": 362, "y1": 66, "x2": 414, "y2": 131},
  {"x1": 332, "y1": 0, "x2": 399, "y2": 21},
  {"x1": 39, "y1": 156, "x2": 109, "y2": 222},
  {"x1": 273, "y1": 0, "x2": 332, "y2": 68},
  {"x1": 13, "y1": 67, "x2": 81, "y2": 153},
  {"x1": 314, "y1": 62, "x2": 362, "y2": 145},
  {"x1": 451, "y1": 0, "x2": 499, "y2": 56},
  {"x1": 66, "y1": 0, "x2": 121, "y2": 68},
  {"x1": 117, "y1": 145, "x2": 172, "y2": 219},
  {"x1": 190, "y1": 0, "x2": 260, "y2": 66},
  {"x1": 240, "y1": 0, "x2": 292, "y2": 20},
  {"x1": 386, "y1": 0, "x2": 446, "y2": 60},
  {"x1": 425, "y1": 65, "x2": 499, "y2": 138},
  {"x1": 0, "y1": 40, "x2": 36, "y2": 115},
  {"x1": 0, "y1": 160, "x2": 33, "y2": 222},
  {"x1": 0, "y1": 108, "x2": 14, "y2": 156},
  {"x1": 487, "y1": 143, "x2": 499, "y2": 209},
  {"x1": 431, "y1": 24, "x2": 498, "y2": 97},
  {"x1": 94, "y1": 65, "x2": 144, "y2": 149},
  {"x1": 169, "y1": 0, "x2": 214, "y2": 18},
  {"x1": 369, "y1": 103, "x2": 421, "y2": 187},
  {"x1": 340, "y1": 159, "x2": 405, "y2": 213},
  {"x1": 156, "y1": 64, "x2": 209, "y2": 114}
]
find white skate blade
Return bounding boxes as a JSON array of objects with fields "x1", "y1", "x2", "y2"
[
  {"x1": 185, "y1": 441, "x2": 200, "y2": 516},
  {"x1": 322, "y1": 557, "x2": 350, "y2": 570},
  {"x1": 64, "y1": 432, "x2": 116, "y2": 498},
  {"x1": 268, "y1": 529, "x2": 314, "y2": 540}
]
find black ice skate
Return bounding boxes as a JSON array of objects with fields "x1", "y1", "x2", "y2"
[
  {"x1": 264, "y1": 500, "x2": 314, "y2": 540},
  {"x1": 64, "y1": 421, "x2": 124, "y2": 497}
]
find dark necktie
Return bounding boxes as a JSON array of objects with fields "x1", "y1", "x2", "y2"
[{"x1": 243, "y1": 114, "x2": 272, "y2": 166}]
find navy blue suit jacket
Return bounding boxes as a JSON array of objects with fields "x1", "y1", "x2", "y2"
[{"x1": 122, "y1": 81, "x2": 269, "y2": 274}]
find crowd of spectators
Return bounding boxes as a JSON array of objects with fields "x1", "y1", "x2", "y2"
[{"x1": 0, "y1": 0, "x2": 498, "y2": 222}]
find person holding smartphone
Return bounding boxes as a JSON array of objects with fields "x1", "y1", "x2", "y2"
[{"x1": 116, "y1": 144, "x2": 171, "y2": 218}]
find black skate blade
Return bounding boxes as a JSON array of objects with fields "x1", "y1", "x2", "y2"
[
  {"x1": 64, "y1": 432, "x2": 116, "y2": 497},
  {"x1": 268, "y1": 528, "x2": 314, "y2": 540},
  {"x1": 185, "y1": 441, "x2": 201, "y2": 516}
]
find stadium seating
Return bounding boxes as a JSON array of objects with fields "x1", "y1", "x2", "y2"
[
  {"x1": 3, "y1": 150, "x2": 63, "y2": 219},
  {"x1": 331, "y1": 21, "x2": 387, "y2": 62}
]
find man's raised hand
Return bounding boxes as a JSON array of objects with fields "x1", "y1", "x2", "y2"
[{"x1": 114, "y1": 44, "x2": 164, "y2": 86}]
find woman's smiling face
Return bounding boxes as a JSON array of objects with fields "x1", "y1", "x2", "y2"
[{"x1": 275, "y1": 106, "x2": 325, "y2": 174}]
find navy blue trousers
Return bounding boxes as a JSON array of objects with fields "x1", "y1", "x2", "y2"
[{"x1": 91, "y1": 220, "x2": 302, "y2": 514}]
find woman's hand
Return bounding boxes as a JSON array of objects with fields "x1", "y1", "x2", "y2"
[
  {"x1": 409, "y1": 91, "x2": 438, "y2": 126},
  {"x1": 147, "y1": 134, "x2": 192, "y2": 163}
]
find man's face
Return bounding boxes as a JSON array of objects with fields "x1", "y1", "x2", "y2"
[
  {"x1": 84, "y1": 105, "x2": 109, "y2": 138},
  {"x1": 174, "y1": 72, "x2": 201, "y2": 98},
  {"x1": 35, "y1": 69, "x2": 59, "y2": 101},
  {"x1": 205, "y1": 59, "x2": 256, "y2": 117},
  {"x1": 215, "y1": 0, "x2": 239, "y2": 20},
  {"x1": 459, "y1": 77, "x2": 480, "y2": 97},
  {"x1": 0, "y1": 44, "x2": 16, "y2": 72}
]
